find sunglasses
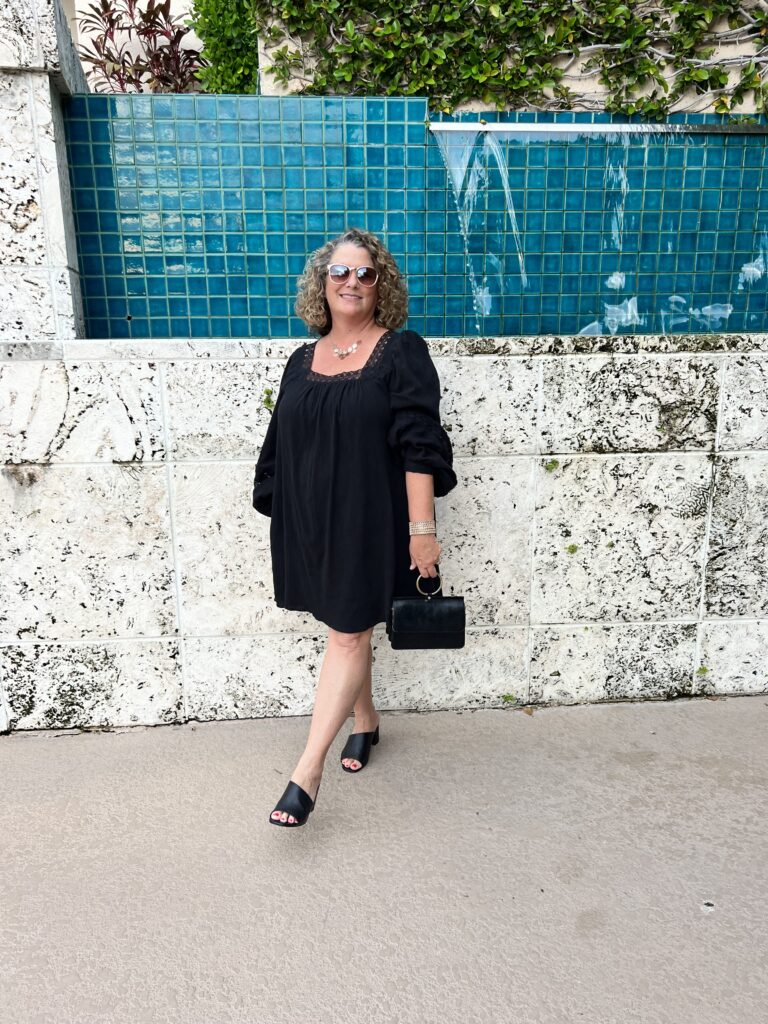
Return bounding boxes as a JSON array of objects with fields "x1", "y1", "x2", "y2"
[{"x1": 327, "y1": 263, "x2": 379, "y2": 287}]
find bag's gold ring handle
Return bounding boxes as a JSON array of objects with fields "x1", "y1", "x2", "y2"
[{"x1": 416, "y1": 572, "x2": 442, "y2": 597}]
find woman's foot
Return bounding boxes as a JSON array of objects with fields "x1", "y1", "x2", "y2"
[
  {"x1": 341, "y1": 711, "x2": 381, "y2": 771},
  {"x1": 270, "y1": 765, "x2": 322, "y2": 825}
]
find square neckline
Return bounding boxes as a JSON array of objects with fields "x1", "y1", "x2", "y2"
[{"x1": 303, "y1": 329, "x2": 396, "y2": 380}]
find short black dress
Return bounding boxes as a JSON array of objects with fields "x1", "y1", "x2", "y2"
[{"x1": 251, "y1": 328, "x2": 458, "y2": 632}]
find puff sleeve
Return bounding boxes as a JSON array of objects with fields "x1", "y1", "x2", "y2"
[
  {"x1": 251, "y1": 348, "x2": 295, "y2": 517},
  {"x1": 386, "y1": 331, "x2": 457, "y2": 498}
]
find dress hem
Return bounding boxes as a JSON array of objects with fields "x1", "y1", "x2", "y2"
[{"x1": 275, "y1": 600, "x2": 387, "y2": 633}]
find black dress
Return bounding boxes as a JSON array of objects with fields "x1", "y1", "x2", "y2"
[{"x1": 251, "y1": 328, "x2": 458, "y2": 632}]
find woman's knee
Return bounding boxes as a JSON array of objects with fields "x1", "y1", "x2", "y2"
[{"x1": 327, "y1": 625, "x2": 374, "y2": 651}]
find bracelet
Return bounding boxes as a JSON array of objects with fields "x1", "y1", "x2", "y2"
[{"x1": 409, "y1": 519, "x2": 436, "y2": 535}]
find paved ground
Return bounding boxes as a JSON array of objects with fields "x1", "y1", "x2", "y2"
[{"x1": 1, "y1": 694, "x2": 766, "y2": 1024}]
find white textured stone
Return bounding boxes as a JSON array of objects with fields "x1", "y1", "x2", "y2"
[
  {"x1": 52, "y1": 265, "x2": 83, "y2": 337},
  {"x1": 373, "y1": 625, "x2": 528, "y2": 710},
  {"x1": 37, "y1": 0, "x2": 59, "y2": 70},
  {"x1": 171, "y1": 462, "x2": 315, "y2": 636},
  {"x1": 44, "y1": 0, "x2": 90, "y2": 93},
  {"x1": 32, "y1": 73, "x2": 70, "y2": 266},
  {"x1": 0, "y1": 684, "x2": 9, "y2": 731},
  {"x1": 0, "y1": 268, "x2": 56, "y2": 339},
  {"x1": 65, "y1": 338, "x2": 271, "y2": 361},
  {"x1": 697, "y1": 621, "x2": 768, "y2": 695},
  {"x1": 50, "y1": 84, "x2": 79, "y2": 267},
  {"x1": 2, "y1": 339, "x2": 768, "y2": 727},
  {"x1": 720, "y1": 354, "x2": 768, "y2": 450},
  {"x1": 58, "y1": 334, "x2": 768, "y2": 360},
  {"x1": 439, "y1": 354, "x2": 539, "y2": 455},
  {"x1": 532, "y1": 453, "x2": 711, "y2": 622},
  {"x1": 0, "y1": 0, "x2": 89, "y2": 94},
  {"x1": 1, "y1": 464, "x2": 176, "y2": 641},
  {"x1": 425, "y1": 335, "x2": 768, "y2": 356},
  {"x1": 185, "y1": 625, "x2": 527, "y2": 719},
  {"x1": 0, "y1": 2, "x2": 87, "y2": 345},
  {"x1": 541, "y1": 354, "x2": 720, "y2": 452},
  {"x1": 0, "y1": 71, "x2": 45, "y2": 266},
  {"x1": 185, "y1": 633, "x2": 325, "y2": 720},
  {"x1": 0, "y1": 0, "x2": 43, "y2": 69},
  {"x1": 530, "y1": 623, "x2": 697, "y2": 703},
  {"x1": 448, "y1": 455, "x2": 533, "y2": 625},
  {"x1": 705, "y1": 453, "x2": 768, "y2": 617},
  {"x1": 1, "y1": 339, "x2": 62, "y2": 358},
  {"x1": 165, "y1": 358, "x2": 286, "y2": 460},
  {"x1": 0, "y1": 639, "x2": 182, "y2": 729},
  {"x1": 1, "y1": 360, "x2": 164, "y2": 462}
]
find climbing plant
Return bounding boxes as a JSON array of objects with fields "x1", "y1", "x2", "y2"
[
  {"x1": 186, "y1": 0, "x2": 260, "y2": 93},
  {"x1": 242, "y1": 0, "x2": 768, "y2": 118}
]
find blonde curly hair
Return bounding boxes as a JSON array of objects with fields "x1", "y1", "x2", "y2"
[{"x1": 294, "y1": 228, "x2": 409, "y2": 336}]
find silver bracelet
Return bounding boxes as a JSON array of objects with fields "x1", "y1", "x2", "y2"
[{"x1": 409, "y1": 519, "x2": 436, "y2": 535}]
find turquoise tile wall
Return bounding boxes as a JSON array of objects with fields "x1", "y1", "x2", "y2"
[{"x1": 62, "y1": 96, "x2": 768, "y2": 338}]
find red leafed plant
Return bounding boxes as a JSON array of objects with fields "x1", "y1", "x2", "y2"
[{"x1": 76, "y1": 0, "x2": 209, "y2": 93}]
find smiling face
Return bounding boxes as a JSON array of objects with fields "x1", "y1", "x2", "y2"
[{"x1": 324, "y1": 242, "x2": 379, "y2": 328}]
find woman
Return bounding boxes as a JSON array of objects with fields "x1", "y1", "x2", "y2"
[{"x1": 252, "y1": 228, "x2": 458, "y2": 827}]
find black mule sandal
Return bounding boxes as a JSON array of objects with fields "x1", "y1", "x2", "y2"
[
  {"x1": 340, "y1": 723, "x2": 380, "y2": 772},
  {"x1": 269, "y1": 779, "x2": 320, "y2": 827}
]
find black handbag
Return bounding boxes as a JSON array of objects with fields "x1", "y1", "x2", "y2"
[{"x1": 386, "y1": 563, "x2": 465, "y2": 649}]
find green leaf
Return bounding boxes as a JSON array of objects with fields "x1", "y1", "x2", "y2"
[{"x1": 185, "y1": 0, "x2": 764, "y2": 119}]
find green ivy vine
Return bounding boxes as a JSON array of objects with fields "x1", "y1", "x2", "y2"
[{"x1": 242, "y1": 0, "x2": 768, "y2": 118}]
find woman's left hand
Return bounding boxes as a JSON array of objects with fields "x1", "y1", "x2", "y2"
[{"x1": 409, "y1": 534, "x2": 441, "y2": 577}]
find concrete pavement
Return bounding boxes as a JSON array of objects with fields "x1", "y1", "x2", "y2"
[{"x1": 1, "y1": 695, "x2": 766, "y2": 1024}]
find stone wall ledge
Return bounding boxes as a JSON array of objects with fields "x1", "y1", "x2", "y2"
[
  {"x1": 4, "y1": 340, "x2": 768, "y2": 465},
  {"x1": 5, "y1": 333, "x2": 768, "y2": 362}
]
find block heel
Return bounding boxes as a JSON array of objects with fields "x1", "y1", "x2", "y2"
[{"x1": 340, "y1": 723, "x2": 380, "y2": 772}]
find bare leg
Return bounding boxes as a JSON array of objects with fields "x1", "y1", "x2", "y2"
[
  {"x1": 341, "y1": 640, "x2": 380, "y2": 771},
  {"x1": 271, "y1": 625, "x2": 375, "y2": 823}
]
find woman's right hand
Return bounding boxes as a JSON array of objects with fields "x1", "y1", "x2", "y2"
[{"x1": 409, "y1": 534, "x2": 441, "y2": 578}]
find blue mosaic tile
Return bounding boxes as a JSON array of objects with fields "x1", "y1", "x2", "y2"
[{"x1": 62, "y1": 96, "x2": 768, "y2": 337}]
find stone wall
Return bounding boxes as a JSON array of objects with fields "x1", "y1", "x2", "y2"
[
  {"x1": 0, "y1": 0, "x2": 87, "y2": 342},
  {"x1": 3, "y1": 332, "x2": 768, "y2": 732}
]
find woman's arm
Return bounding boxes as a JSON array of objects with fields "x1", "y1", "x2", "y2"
[{"x1": 406, "y1": 469, "x2": 441, "y2": 578}]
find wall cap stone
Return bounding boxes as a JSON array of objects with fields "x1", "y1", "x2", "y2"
[
  {"x1": 0, "y1": 0, "x2": 89, "y2": 94},
  {"x1": 4, "y1": 334, "x2": 768, "y2": 362}
]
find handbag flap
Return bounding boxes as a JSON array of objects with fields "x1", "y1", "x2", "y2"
[{"x1": 390, "y1": 595, "x2": 465, "y2": 633}]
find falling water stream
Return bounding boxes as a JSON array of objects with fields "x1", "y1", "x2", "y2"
[{"x1": 432, "y1": 123, "x2": 768, "y2": 335}]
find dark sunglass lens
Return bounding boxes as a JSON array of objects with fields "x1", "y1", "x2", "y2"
[
  {"x1": 357, "y1": 267, "x2": 378, "y2": 286},
  {"x1": 329, "y1": 264, "x2": 350, "y2": 281}
]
